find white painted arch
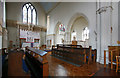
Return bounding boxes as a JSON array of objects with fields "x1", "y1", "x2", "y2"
[
  {"x1": 53, "y1": 13, "x2": 89, "y2": 45},
  {"x1": 67, "y1": 12, "x2": 89, "y2": 33},
  {"x1": 54, "y1": 21, "x2": 61, "y2": 34}
]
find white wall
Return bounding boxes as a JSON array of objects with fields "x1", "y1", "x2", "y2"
[
  {"x1": 111, "y1": 2, "x2": 118, "y2": 45},
  {"x1": 0, "y1": 1, "x2": 3, "y2": 49},
  {"x1": 118, "y1": 2, "x2": 120, "y2": 41},
  {"x1": 6, "y1": 2, "x2": 47, "y2": 47},
  {"x1": 55, "y1": 26, "x2": 64, "y2": 44},
  {"x1": 96, "y1": 2, "x2": 118, "y2": 64},
  {"x1": 7, "y1": 26, "x2": 18, "y2": 47},
  {"x1": 46, "y1": 34, "x2": 55, "y2": 47},
  {"x1": 48, "y1": 2, "x2": 97, "y2": 48},
  {"x1": 0, "y1": 3, "x2": 3, "y2": 20},
  {"x1": 47, "y1": 2, "x2": 119, "y2": 64},
  {"x1": 6, "y1": 2, "x2": 46, "y2": 26},
  {"x1": 40, "y1": 31, "x2": 46, "y2": 45},
  {"x1": 71, "y1": 17, "x2": 88, "y2": 41}
]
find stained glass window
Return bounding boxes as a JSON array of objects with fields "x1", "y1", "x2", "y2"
[
  {"x1": 22, "y1": 3, "x2": 37, "y2": 25},
  {"x1": 59, "y1": 24, "x2": 65, "y2": 35},
  {"x1": 82, "y1": 27, "x2": 89, "y2": 41}
]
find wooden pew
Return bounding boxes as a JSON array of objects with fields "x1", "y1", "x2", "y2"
[
  {"x1": 52, "y1": 48, "x2": 86, "y2": 65},
  {"x1": 25, "y1": 47, "x2": 49, "y2": 77},
  {"x1": 91, "y1": 49, "x2": 97, "y2": 62},
  {"x1": 52, "y1": 45, "x2": 96, "y2": 64},
  {"x1": 84, "y1": 46, "x2": 92, "y2": 64},
  {"x1": 25, "y1": 52, "x2": 43, "y2": 77},
  {"x1": 63, "y1": 46, "x2": 92, "y2": 64}
]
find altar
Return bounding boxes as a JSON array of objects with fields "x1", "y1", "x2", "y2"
[{"x1": 20, "y1": 29, "x2": 40, "y2": 48}]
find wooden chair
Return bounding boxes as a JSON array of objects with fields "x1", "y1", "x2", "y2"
[
  {"x1": 106, "y1": 46, "x2": 120, "y2": 69},
  {"x1": 117, "y1": 41, "x2": 120, "y2": 44},
  {"x1": 116, "y1": 56, "x2": 120, "y2": 72},
  {"x1": 104, "y1": 41, "x2": 120, "y2": 69}
]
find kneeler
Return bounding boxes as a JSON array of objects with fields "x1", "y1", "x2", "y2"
[{"x1": 22, "y1": 55, "x2": 29, "y2": 73}]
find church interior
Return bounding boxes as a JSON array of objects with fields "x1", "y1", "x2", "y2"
[{"x1": 0, "y1": 0, "x2": 120, "y2": 77}]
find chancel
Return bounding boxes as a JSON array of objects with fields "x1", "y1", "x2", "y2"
[{"x1": 1, "y1": 0, "x2": 120, "y2": 77}]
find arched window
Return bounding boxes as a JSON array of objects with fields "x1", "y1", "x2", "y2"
[
  {"x1": 22, "y1": 3, "x2": 37, "y2": 25},
  {"x1": 82, "y1": 27, "x2": 89, "y2": 41}
]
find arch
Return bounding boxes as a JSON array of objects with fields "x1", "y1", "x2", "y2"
[
  {"x1": 54, "y1": 21, "x2": 65, "y2": 45},
  {"x1": 22, "y1": 2, "x2": 37, "y2": 25},
  {"x1": 54, "y1": 21, "x2": 61, "y2": 34},
  {"x1": 67, "y1": 13, "x2": 89, "y2": 32}
]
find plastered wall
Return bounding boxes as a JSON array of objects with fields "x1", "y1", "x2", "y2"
[
  {"x1": 71, "y1": 17, "x2": 88, "y2": 41},
  {"x1": 6, "y1": 2, "x2": 47, "y2": 47},
  {"x1": 0, "y1": 1, "x2": 3, "y2": 49},
  {"x1": 47, "y1": 2, "x2": 119, "y2": 64},
  {"x1": 6, "y1": 2, "x2": 46, "y2": 26},
  {"x1": 118, "y1": 2, "x2": 120, "y2": 41}
]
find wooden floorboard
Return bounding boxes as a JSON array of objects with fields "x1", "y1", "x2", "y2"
[
  {"x1": 8, "y1": 52, "x2": 30, "y2": 77},
  {"x1": 7, "y1": 51, "x2": 120, "y2": 77},
  {"x1": 92, "y1": 68, "x2": 120, "y2": 76},
  {"x1": 47, "y1": 52, "x2": 103, "y2": 76}
]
